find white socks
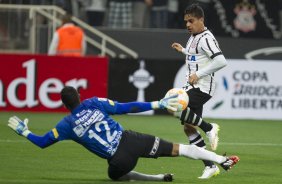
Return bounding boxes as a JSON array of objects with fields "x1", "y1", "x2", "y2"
[
  {"x1": 118, "y1": 171, "x2": 165, "y2": 181},
  {"x1": 179, "y1": 144, "x2": 226, "y2": 164}
]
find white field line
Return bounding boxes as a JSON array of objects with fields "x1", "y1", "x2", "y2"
[
  {"x1": 219, "y1": 142, "x2": 282, "y2": 146},
  {"x1": 0, "y1": 139, "x2": 282, "y2": 147}
]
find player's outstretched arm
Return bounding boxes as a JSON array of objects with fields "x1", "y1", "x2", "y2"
[
  {"x1": 114, "y1": 95, "x2": 179, "y2": 114},
  {"x1": 8, "y1": 116, "x2": 57, "y2": 148}
]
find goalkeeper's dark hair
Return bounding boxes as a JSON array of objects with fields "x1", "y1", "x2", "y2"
[
  {"x1": 184, "y1": 3, "x2": 204, "y2": 19},
  {"x1": 60, "y1": 86, "x2": 80, "y2": 111}
]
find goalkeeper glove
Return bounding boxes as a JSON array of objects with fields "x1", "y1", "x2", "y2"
[
  {"x1": 8, "y1": 116, "x2": 31, "y2": 137},
  {"x1": 151, "y1": 94, "x2": 179, "y2": 112}
]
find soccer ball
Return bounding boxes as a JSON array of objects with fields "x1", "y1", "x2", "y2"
[{"x1": 165, "y1": 88, "x2": 189, "y2": 112}]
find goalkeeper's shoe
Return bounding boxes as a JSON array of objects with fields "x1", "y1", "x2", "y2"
[
  {"x1": 220, "y1": 155, "x2": 240, "y2": 171},
  {"x1": 198, "y1": 165, "x2": 220, "y2": 179},
  {"x1": 163, "y1": 174, "x2": 173, "y2": 182},
  {"x1": 206, "y1": 123, "x2": 220, "y2": 150}
]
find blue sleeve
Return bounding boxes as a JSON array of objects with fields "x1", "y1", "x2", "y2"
[
  {"x1": 114, "y1": 102, "x2": 153, "y2": 114},
  {"x1": 26, "y1": 118, "x2": 71, "y2": 148},
  {"x1": 55, "y1": 119, "x2": 72, "y2": 141},
  {"x1": 90, "y1": 97, "x2": 153, "y2": 114},
  {"x1": 26, "y1": 131, "x2": 58, "y2": 149}
]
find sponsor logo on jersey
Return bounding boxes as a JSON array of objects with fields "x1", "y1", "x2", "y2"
[
  {"x1": 76, "y1": 109, "x2": 88, "y2": 117},
  {"x1": 149, "y1": 137, "x2": 160, "y2": 156},
  {"x1": 73, "y1": 110, "x2": 105, "y2": 137},
  {"x1": 187, "y1": 54, "x2": 196, "y2": 61},
  {"x1": 107, "y1": 131, "x2": 122, "y2": 156}
]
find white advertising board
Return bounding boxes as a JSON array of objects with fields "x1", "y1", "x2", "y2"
[{"x1": 174, "y1": 59, "x2": 282, "y2": 120}]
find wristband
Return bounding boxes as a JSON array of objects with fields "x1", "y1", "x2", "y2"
[
  {"x1": 151, "y1": 101, "x2": 160, "y2": 109},
  {"x1": 22, "y1": 130, "x2": 31, "y2": 137}
]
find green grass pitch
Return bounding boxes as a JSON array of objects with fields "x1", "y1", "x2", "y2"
[{"x1": 1, "y1": 111, "x2": 282, "y2": 184}]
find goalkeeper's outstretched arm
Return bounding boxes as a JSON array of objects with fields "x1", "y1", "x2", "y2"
[
  {"x1": 8, "y1": 116, "x2": 57, "y2": 149},
  {"x1": 26, "y1": 132, "x2": 58, "y2": 148},
  {"x1": 112, "y1": 94, "x2": 179, "y2": 114}
]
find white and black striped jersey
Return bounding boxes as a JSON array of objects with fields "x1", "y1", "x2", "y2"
[{"x1": 182, "y1": 28, "x2": 225, "y2": 96}]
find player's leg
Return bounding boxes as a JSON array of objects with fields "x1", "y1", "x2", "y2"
[
  {"x1": 112, "y1": 131, "x2": 239, "y2": 180},
  {"x1": 185, "y1": 88, "x2": 220, "y2": 152},
  {"x1": 118, "y1": 171, "x2": 173, "y2": 182},
  {"x1": 108, "y1": 164, "x2": 172, "y2": 182},
  {"x1": 181, "y1": 88, "x2": 220, "y2": 178},
  {"x1": 143, "y1": 136, "x2": 239, "y2": 172},
  {"x1": 171, "y1": 143, "x2": 239, "y2": 171},
  {"x1": 183, "y1": 123, "x2": 219, "y2": 179},
  {"x1": 108, "y1": 130, "x2": 173, "y2": 182},
  {"x1": 184, "y1": 88, "x2": 214, "y2": 134},
  {"x1": 134, "y1": 131, "x2": 224, "y2": 179},
  {"x1": 180, "y1": 108, "x2": 220, "y2": 151}
]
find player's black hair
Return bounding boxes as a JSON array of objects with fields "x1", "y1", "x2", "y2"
[
  {"x1": 184, "y1": 3, "x2": 204, "y2": 19},
  {"x1": 60, "y1": 86, "x2": 80, "y2": 111}
]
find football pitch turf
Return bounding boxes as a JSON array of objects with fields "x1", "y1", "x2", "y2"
[{"x1": 1, "y1": 112, "x2": 282, "y2": 184}]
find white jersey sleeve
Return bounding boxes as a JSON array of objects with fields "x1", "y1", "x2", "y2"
[
  {"x1": 200, "y1": 35, "x2": 222, "y2": 59},
  {"x1": 196, "y1": 54, "x2": 227, "y2": 78}
]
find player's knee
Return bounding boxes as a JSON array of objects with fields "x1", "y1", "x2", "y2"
[
  {"x1": 180, "y1": 107, "x2": 195, "y2": 124},
  {"x1": 108, "y1": 170, "x2": 120, "y2": 181},
  {"x1": 184, "y1": 124, "x2": 197, "y2": 135},
  {"x1": 108, "y1": 166, "x2": 123, "y2": 181}
]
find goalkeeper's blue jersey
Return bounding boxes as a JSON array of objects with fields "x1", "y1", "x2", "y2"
[{"x1": 52, "y1": 97, "x2": 124, "y2": 159}]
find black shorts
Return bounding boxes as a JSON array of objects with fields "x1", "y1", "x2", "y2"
[
  {"x1": 187, "y1": 88, "x2": 211, "y2": 116},
  {"x1": 107, "y1": 130, "x2": 173, "y2": 180}
]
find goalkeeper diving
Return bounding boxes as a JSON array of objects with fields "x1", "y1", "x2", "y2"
[{"x1": 8, "y1": 86, "x2": 239, "y2": 182}]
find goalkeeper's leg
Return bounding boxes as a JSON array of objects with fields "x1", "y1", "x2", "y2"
[{"x1": 116, "y1": 171, "x2": 173, "y2": 182}]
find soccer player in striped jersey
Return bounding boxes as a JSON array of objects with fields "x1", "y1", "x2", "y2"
[
  {"x1": 8, "y1": 86, "x2": 239, "y2": 182},
  {"x1": 172, "y1": 4, "x2": 228, "y2": 179}
]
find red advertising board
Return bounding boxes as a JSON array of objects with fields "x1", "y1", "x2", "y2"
[{"x1": 0, "y1": 54, "x2": 108, "y2": 112}]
